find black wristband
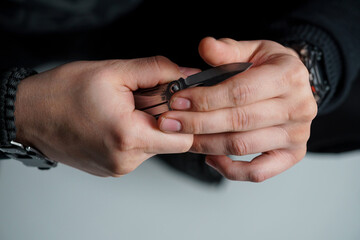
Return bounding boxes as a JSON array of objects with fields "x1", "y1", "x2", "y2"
[
  {"x1": 287, "y1": 41, "x2": 330, "y2": 107},
  {"x1": 0, "y1": 68, "x2": 57, "y2": 169},
  {"x1": 0, "y1": 67, "x2": 37, "y2": 146},
  {"x1": 269, "y1": 22, "x2": 342, "y2": 114}
]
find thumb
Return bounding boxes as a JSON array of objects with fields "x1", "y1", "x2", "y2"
[
  {"x1": 198, "y1": 37, "x2": 261, "y2": 66},
  {"x1": 123, "y1": 56, "x2": 198, "y2": 90}
]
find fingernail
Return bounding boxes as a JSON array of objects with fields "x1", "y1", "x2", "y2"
[
  {"x1": 171, "y1": 97, "x2": 191, "y2": 110},
  {"x1": 160, "y1": 118, "x2": 182, "y2": 132}
]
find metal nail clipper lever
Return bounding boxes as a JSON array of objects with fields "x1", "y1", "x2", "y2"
[{"x1": 133, "y1": 62, "x2": 253, "y2": 118}]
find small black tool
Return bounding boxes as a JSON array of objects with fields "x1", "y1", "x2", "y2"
[{"x1": 134, "y1": 62, "x2": 252, "y2": 117}]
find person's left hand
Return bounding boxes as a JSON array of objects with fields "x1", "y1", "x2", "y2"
[{"x1": 157, "y1": 37, "x2": 318, "y2": 182}]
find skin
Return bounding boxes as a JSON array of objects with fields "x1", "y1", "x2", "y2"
[
  {"x1": 158, "y1": 37, "x2": 318, "y2": 182},
  {"x1": 14, "y1": 56, "x2": 195, "y2": 177},
  {"x1": 14, "y1": 37, "x2": 317, "y2": 182}
]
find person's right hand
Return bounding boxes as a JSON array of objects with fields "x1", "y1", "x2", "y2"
[{"x1": 14, "y1": 56, "x2": 194, "y2": 177}]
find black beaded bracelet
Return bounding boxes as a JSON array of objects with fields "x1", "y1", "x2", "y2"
[
  {"x1": 0, "y1": 68, "x2": 57, "y2": 169},
  {"x1": 0, "y1": 67, "x2": 37, "y2": 146}
]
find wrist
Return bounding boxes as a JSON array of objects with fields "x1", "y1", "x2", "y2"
[
  {"x1": 14, "y1": 74, "x2": 37, "y2": 147},
  {"x1": 0, "y1": 68, "x2": 56, "y2": 169},
  {"x1": 0, "y1": 68, "x2": 37, "y2": 145}
]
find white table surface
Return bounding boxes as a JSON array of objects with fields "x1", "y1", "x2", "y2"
[{"x1": 1, "y1": 151, "x2": 359, "y2": 240}]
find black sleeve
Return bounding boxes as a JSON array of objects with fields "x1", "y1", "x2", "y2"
[{"x1": 268, "y1": 0, "x2": 360, "y2": 115}]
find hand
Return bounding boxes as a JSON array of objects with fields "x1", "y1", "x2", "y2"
[
  {"x1": 14, "y1": 56, "x2": 194, "y2": 177},
  {"x1": 158, "y1": 37, "x2": 318, "y2": 182}
]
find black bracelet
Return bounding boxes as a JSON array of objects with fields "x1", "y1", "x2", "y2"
[
  {"x1": 287, "y1": 41, "x2": 331, "y2": 107},
  {"x1": 0, "y1": 68, "x2": 57, "y2": 169},
  {"x1": 0, "y1": 67, "x2": 37, "y2": 145}
]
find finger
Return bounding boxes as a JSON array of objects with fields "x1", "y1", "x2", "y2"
[
  {"x1": 190, "y1": 126, "x2": 291, "y2": 156},
  {"x1": 170, "y1": 62, "x2": 289, "y2": 112},
  {"x1": 205, "y1": 148, "x2": 305, "y2": 182},
  {"x1": 160, "y1": 98, "x2": 287, "y2": 134},
  {"x1": 178, "y1": 66, "x2": 202, "y2": 76},
  {"x1": 198, "y1": 37, "x2": 262, "y2": 66},
  {"x1": 130, "y1": 110, "x2": 194, "y2": 154},
  {"x1": 198, "y1": 37, "x2": 295, "y2": 67},
  {"x1": 118, "y1": 56, "x2": 195, "y2": 90}
]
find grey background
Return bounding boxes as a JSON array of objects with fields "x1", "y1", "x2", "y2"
[{"x1": 1, "y1": 151, "x2": 360, "y2": 240}]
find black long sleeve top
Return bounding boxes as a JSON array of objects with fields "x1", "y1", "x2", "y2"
[{"x1": 0, "y1": 0, "x2": 359, "y2": 182}]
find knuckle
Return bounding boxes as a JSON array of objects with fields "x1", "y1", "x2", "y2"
[
  {"x1": 288, "y1": 59, "x2": 310, "y2": 87},
  {"x1": 106, "y1": 59, "x2": 123, "y2": 67},
  {"x1": 302, "y1": 99, "x2": 318, "y2": 121},
  {"x1": 104, "y1": 152, "x2": 131, "y2": 177},
  {"x1": 230, "y1": 81, "x2": 252, "y2": 106},
  {"x1": 151, "y1": 55, "x2": 170, "y2": 68},
  {"x1": 297, "y1": 147, "x2": 308, "y2": 160},
  {"x1": 218, "y1": 37, "x2": 235, "y2": 44},
  {"x1": 136, "y1": 55, "x2": 172, "y2": 76},
  {"x1": 111, "y1": 130, "x2": 136, "y2": 152},
  {"x1": 118, "y1": 138, "x2": 134, "y2": 151},
  {"x1": 229, "y1": 107, "x2": 249, "y2": 131},
  {"x1": 287, "y1": 107, "x2": 297, "y2": 123},
  {"x1": 290, "y1": 98, "x2": 318, "y2": 122},
  {"x1": 298, "y1": 62, "x2": 310, "y2": 81},
  {"x1": 93, "y1": 64, "x2": 116, "y2": 81},
  {"x1": 283, "y1": 148, "x2": 307, "y2": 165},
  {"x1": 285, "y1": 124, "x2": 311, "y2": 146},
  {"x1": 223, "y1": 171, "x2": 238, "y2": 181},
  {"x1": 186, "y1": 117, "x2": 204, "y2": 134},
  {"x1": 221, "y1": 165, "x2": 239, "y2": 181},
  {"x1": 150, "y1": 55, "x2": 176, "y2": 75},
  {"x1": 228, "y1": 136, "x2": 250, "y2": 156},
  {"x1": 108, "y1": 157, "x2": 136, "y2": 177},
  {"x1": 102, "y1": 59, "x2": 126, "y2": 75},
  {"x1": 247, "y1": 169, "x2": 266, "y2": 183},
  {"x1": 193, "y1": 91, "x2": 211, "y2": 111},
  {"x1": 262, "y1": 39, "x2": 278, "y2": 47}
]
